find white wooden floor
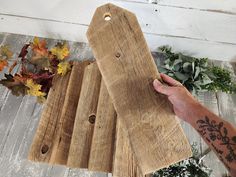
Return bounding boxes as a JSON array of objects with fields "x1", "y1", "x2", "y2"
[{"x1": 0, "y1": 33, "x2": 235, "y2": 177}]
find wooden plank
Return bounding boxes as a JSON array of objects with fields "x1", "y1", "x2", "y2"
[
  {"x1": 49, "y1": 61, "x2": 90, "y2": 165},
  {"x1": 28, "y1": 73, "x2": 71, "y2": 162},
  {"x1": 113, "y1": 119, "x2": 143, "y2": 177},
  {"x1": 88, "y1": 80, "x2": 116, "y2": 172},
  {"x1": 67, "y1": 62, "x2": 101, "y2": 168},
  {"x1": 87, "y1": 3, "x2": 192, "y2": 174}
]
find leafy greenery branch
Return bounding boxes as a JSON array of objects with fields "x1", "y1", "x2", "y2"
[
  {"x1": 153, "y1": 143, "x2": 212, "y2": 177},
  {"x1": 158, "y1": 46, "x2": 236, "y2": 95}
]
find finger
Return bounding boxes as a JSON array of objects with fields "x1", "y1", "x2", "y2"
[
  {"x1": 153, "y1": 79, "x2": 174, "y2": 96},
  {"x1": 160, "y1": 73, "x2": 182, "y2": 86}
]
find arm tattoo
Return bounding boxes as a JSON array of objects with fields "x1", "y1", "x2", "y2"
[{"x1": 197, "y1": 116, "x2": 236, "y2": 170}]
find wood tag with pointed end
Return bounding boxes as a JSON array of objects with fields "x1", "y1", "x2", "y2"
[{"x1": 87, "y1": 3, "x2": 192, "y2": 174}]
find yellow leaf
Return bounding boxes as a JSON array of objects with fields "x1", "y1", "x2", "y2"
[
  {"x1": 33, "y1": 37, "x2": 40, "y2": 46},
  {"x1": 57, "y1": 61, "x2": 71, "y2": 75},
  {"x1": 50, "y1": 42, "x2": 69, "y2": 60},
  {"x1": 0, "y1": 45, "x2": 13, "y2": 60},
  {"x1": 26, "y1": 79, "x2": 46, "y2": 97}
]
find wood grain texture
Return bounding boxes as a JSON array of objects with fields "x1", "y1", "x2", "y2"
[
  {"x1": 87, "y1": 3, "x2": 192, "y2": 174},
  {"x1": 28, "y1": 72, "x2": 71, "y2": 162},
  {"x1": 88, "y1": 80, "x2": 117, "y2": 173},
  {"x1": 113, "y1": 119, "x2": 143, "y2": 177},
  {"x1": 67, "y1": 62, "x2": 102, "y2": 168},
  {"x1": 50, "y1": 61, "x2": 91, "y2": 165}
]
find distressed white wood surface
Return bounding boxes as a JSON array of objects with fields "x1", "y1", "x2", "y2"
[
  {"x1": 127, "y1": 0, "x2": 236, "y2": 14},
  {"x1": 0, "y1": 33, "x2": 235, "y2": 177},
  {"x1": 0, "y1": 0, "x2": 236, "y2": 61}
]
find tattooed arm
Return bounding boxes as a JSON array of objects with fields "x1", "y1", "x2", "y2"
[{"x1": 153, "y1": 73, "x2": 236, "y2": 176}]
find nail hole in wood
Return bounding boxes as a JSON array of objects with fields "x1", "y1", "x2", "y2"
[
  {"x1": 41, "y1": 144, "x2": 49, "y2": 154},
  {"x1": 88, "y1": 114, "x2": 96, "y2": 124},
  {"x1": 115, "y1": 52, "x2": 121, "y2": 58},
  {"x1": 104, "y1": 13, "x2": 111, "y2": 21}
]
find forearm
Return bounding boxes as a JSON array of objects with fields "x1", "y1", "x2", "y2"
[{"x1": 189, "y1": 103, "x2": 236, "y2": 176}]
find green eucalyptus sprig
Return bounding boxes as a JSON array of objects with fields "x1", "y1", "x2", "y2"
[
  {"x1": 153, "y1": 143, "x2": 212, "y2": 177},
  {"x1": 158, "y1": 46, "x2": 236, "y2": 95}
]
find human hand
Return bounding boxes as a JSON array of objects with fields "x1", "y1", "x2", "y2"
[{"x1": 153, "y1": 73, "x2": 202, "y2": 124}]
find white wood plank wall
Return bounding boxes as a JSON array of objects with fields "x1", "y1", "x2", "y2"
[{"x1": 0, "y1": 0, "x2": 236, "y2": 61}]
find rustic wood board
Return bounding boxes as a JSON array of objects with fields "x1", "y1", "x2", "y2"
[
  {"x1": 67, "y1": 62, "x2": 102, "y2": 168},
  {"x1": 113, "y1": 118, "x2": 143, "y2": 177},
  {"x1": 28, "y1": 72, "x2": 71, "y2": 162},
  {"x1": 88, "y1": 80, "x2": 117, "y2": 172},
  {"x1": 87, "y1": 3, "x2": 192, "y2": 174},
  {"x1": 50, "y1": 61, "x2": 90, "y2": 165}
]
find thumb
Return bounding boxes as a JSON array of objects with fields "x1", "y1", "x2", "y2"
[{"x1": 153, "y1": 79, "x2": 174, "y2": 96}]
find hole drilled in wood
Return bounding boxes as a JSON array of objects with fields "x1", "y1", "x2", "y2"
[
  {"x1": 88, "y1": 114, "x2": 96, "y2": 124},
  {"x1": 104, "y1": 13, "x2": 111, "y2": 21},
  {"x1": 41, "y1": 144, "x2": 49, "y2": 154},
  {"x1": 115, "y1": 52, "x2": 121, "y2": 58}
]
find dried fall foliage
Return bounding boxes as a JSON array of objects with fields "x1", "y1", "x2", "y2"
[{"x1": 0, "y1": 37, "x2": 72, "y2": 103}]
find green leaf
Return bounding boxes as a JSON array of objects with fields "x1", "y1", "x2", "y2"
[
  {"x1": 194, "y1": 66, "x2": 201, "y2": 79},
  {"x1": 164, "y1": 59, "x2": 170, "y2": 65},
  {"x1": 159, "y1": 67, "x2": 168, "y2": 74},
  {"x1": 173, "y1": 59, "x2": 182, "y2": 66},
  {"x1": 173, "y1": 63, "x2": 181, "y2": 71},
  {"x1": 183, "y1": 62, "x2": 192, "y2": 72},
  {"x1": 174, "y1": 72, "x2": 189, "y2": 82},
  {"x1": 192, "y1": 62, "x2": 195, "y2": 73},
  {"x1": 167, "y1": 73, "x2": 174, "y2": 77}
]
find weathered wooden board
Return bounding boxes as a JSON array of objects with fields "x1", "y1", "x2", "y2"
[
  {"x1": 88, "y1": 80, "x2": 117, "y2": 172},
  {"x1": 113, "y1": 118, "x2": 143, "y2": 177},
  {"x1": 67, "y1": 62, "x2": 102, "y2": 168},
  {"x1": 50, "y1": 61, "x2": 90, "y2": 165},
  {"x1": 28, "y1": 72, "x2": 71, "y2": 162},
  {"x1": 87, "y1": 3, "x2": 192, "y2": 174}
]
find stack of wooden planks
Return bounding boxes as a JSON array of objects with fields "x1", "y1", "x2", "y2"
[
  {"x1": 28, "y1": 61, "x2": 145, "y2": 176},
  {"x1": 29, "y1": 4, "x2": 192, "y2": 177},
  {"x1": 28, "y1": 60, "x2": 191, "y2": 177}
]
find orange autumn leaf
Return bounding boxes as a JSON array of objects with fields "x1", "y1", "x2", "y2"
[
  {"x1": 0, "y1": 60, "x2": 8, "y2": 72},
  {"x1": 31, "y1": 37, "x2": 48, "y2": 57},
  {"x1": 0, "y1": 45, "x2": 13, "y2": 72}
]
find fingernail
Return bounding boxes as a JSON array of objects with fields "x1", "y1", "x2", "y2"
[{"x1": 153, "y1": 79, "x2": 161, "y2": 87}]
